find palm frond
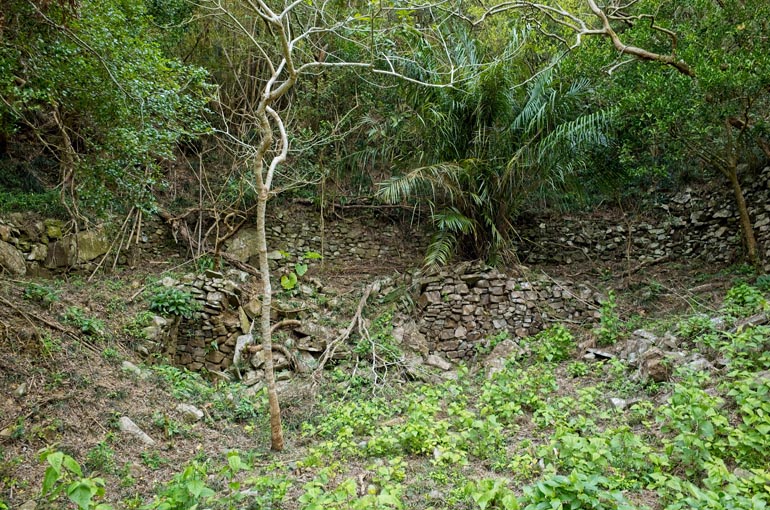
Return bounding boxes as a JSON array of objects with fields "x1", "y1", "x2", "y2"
[
  {"x1": 376, "y1": 162, "x2": 466, "y2": 205},
  {"x1": 424, "y1": 230, "x2": 457, "y2": 271},
  {"x1": 433, "y1": 207, "x2": 477, "y2": 236}
]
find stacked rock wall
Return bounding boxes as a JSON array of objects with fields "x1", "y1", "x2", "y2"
[
  {"x1": 417, "y1": 266, "x2": 602, "y2": 360},
  {"x1": 225, "y1": 204, "x2": 428, "y2": 270},
  {"x1": 158, "y1": 270, "x2": 249, "y2": 373},
  {"x1": 515, "y1": 166, "x2": 770, "y2": 272},
  {"x1": 0, "y1": 214, "x2": 168, "y2": 276}
]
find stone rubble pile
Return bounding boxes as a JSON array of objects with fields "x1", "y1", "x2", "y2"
[
  {"x1": 143, "y1": 270, "x2": 340, "y2": 377},
  {"x1": 417, "y1": 265, "x2": 603, "y2": 360}
]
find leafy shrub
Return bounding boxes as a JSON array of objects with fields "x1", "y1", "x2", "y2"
[
  {"x1": 595, "y1": 291, "x2": 622, "y2": 346},
  {"x1": 723, "y1": 283, "x2": 767, "y2": 317},
  {"x1": 527, "y1": 325, "x2": 574, "y2": 362},
  {"x1": 23, "y1": 283, "x2": 60, "y2": 308},
  {"x1": 755, "y1": 275, "x2": 770, "y2": 292},
  {"x1": 566, "y1": 361, "x2": 588, "y2": 377},
  {"x1": 461, "y1": 478, "x2": 519, "y2": 510},
  {"x1": 0, "y1": 190, "x2": 67, "y2": 216},
  {"x1": 85, "y1": 442, "x2": 116, "y2": 475},
  {"x1": 143, "y1": 462, "x2": 214, "y2": 510},
  {"x1": 725, "y1": 375, "x2": 770, "y2": 468},
  {"x1": 62, "y1": 307, "x2": 106, "y2": 337},
  {"x1": 480, "y1": 364, "x2": 558, "y2": 423},
  {"x1": 121, "y1": 311, "x2": 155, "y2": 339},
  {"x1": 657, "y1": 383, "x2": 730, "y2": 474},
  {"x1": 722, "y1": 326, "x2": 770, "y2": 372},
  {"x1": 521, "y1": 471, "x2": 635, "y2": 510},
  {"x1": 677, "y1": 314, "x2": 716, "y2": 342},
  {"x1": 39, "y1": 449, "x2": 113, "y2": 510},
  {"x1": 148, "y1": 287, "x2": 200, "y2": 319}
]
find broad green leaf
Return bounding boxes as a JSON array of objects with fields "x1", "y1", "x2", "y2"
[
  {"x1": 62, "y1": 454, "x2": 83, "y2": 477},
  {"x1": 67, "y1": 481, "x2": 95, "y2": 510}
]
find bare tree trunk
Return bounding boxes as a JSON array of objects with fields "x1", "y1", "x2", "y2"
[
  {"x1": 726, "y1": 166, "x2": 759, "y2": 266},
  {"x1": 255, "y1": 185, "x2": 284, "y2": 451}
]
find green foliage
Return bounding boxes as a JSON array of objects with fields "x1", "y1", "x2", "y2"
[
  {"x1": 525, "y1": 325, "x2": 574, "y2": 363},
  {"x1": 521, "y1": 471, "x2": 635, "y2": 510},
  {"x1": 148, "y1": 288, "x2": 200, "y2": 319},
  {"x1": 723, "y1": 283, "x2": 768, "y2": 317},
  {"x1": 725, "y1": 375, "x2": 770, "y2": 468},
  {"x1": 379, "y1": 50, "x2": 612, "y2": 268},
  {"x1": 595, "y1": 291, "x2": 622, "y2": 346},
  {"x1": 85, "y1": 442, "x2": 117, "y2": 475},
  {"x1": 353, "y1": 312, "x2": 402, "y2": 366},
  {"x1": 566, "y1": 361, "x2": 588, "y2": 378},
  {"x1": 62, "y1": 307, "x2": 106, "y2": 338},
  {"x1": 0, "y1": 190, "x2": 67, "y2": 216},
  {"x1": 480, "y1": 364, "x2": 558, "y2": 424},
  {"x1": 572, "y1": 0, "x2": 770, "y2": 203},
  {"x1": 23, "y1": 283, "x2": 60, "y2": 308},
  {"x1": 143, "y1": 461, "x2": 214, "y2": 510},
  {"x1": 461, "y1": 478, "x2": 519, "y2": 510},
  {"x1": 151, "y1": 365, "x2": 265, "y2": 423},
  {"x1": 39, "y1": 449, "x2": 113, "y2": 510},
  {"x1": 281, "y1": 252, "x2": 320, "y2": 291},
  {"x1": 20, "y1": 283, "x2": 770, "y2": 510},
  {"x1": 1, "y1": 0, "x2": 212, "y2": 215},
  {"x1": 121, "y1": 311, "x2": 156, "y2": 339},
  {"x1": 754, "y1": 275, "x2": 770, "y2": 292},
  {"x1": 658, "y1": 383, "x2": 730, "y2": 475}
]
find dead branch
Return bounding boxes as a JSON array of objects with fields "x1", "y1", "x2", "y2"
[
  {"x1": 313, "y1": 281, "x2": 375, "y2": 378},
  {"x1": 619, "y1": 254, "x2": 671, "y2": 278}
]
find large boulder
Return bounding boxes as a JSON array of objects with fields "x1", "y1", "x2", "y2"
[
  {"x1": 75, "y1": 229, "x2": 110, "y2": 263},
  {"x1": 225, "y1": 228, "x2": 260, "y2": 263},
  {"x1": 0, "y1": 240, "x2": 26, "y2": 275},
  {"x1": 45, "y1": 238, "x2": 75, "y2": 268}
]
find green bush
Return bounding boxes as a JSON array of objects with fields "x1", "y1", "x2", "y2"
[
  {"x1": 148, "y1": 287, "x2": 200, "y2": 319},
  {"x1": 723, "y1": 283, "x2": 767, "y2": 317},
  {"x1": 527, "y1": 325, "x2": 575, "y2": 362},
  {"x1": 595, "y1": 291, "x2": 622, "y2": 346},
  {"x1": 62, "y1": 307, "x2": 106, "y2": 338},
  {"x1": 23, "y1": 283, "x2": 60, "y2": 308}
]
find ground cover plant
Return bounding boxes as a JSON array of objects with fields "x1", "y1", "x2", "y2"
[{"x1": 5, "y1": 280, "x2": 768, "y2": 510}]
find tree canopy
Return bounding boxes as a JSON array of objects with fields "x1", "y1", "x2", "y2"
[{"x1": 1, "y1": 0, "x2": 768, "y2": 263}]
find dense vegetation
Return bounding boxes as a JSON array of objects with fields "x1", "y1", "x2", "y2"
[
  {"x1": 2, "y1": 0, "x2": 768, "y2": 265},
  {"x1": 2, "y1": 2, "x2": 770, "y2": 507}
]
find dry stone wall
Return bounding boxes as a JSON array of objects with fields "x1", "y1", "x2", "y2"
[
  {"x1": 0, "y1": 214, "x2": 168, "y2": 276},
  {"x1": 514, "y1": 166, "x2": 770, "y2": 272},
  {"x1": 159, "y1": 270, "x2": 249, "y2": 373},
  {"x1": 225, "y1": 203, "x2": 428, "y2": 270},
  {"x1": 417, "y1": 266, "x2": 603, "y2": 360}
]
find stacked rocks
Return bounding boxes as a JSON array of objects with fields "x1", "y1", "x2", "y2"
[
  {"x1": 163, "y1": 270, "x2": 249, "y2": 373},
  {"x1": 224, "y1": 204, "x2": 428, "y2": 268},
  {"x1": 0, "y1": 215, "x2": 168, "y2": 275},
  {"x1": 515, "y1": 166, "x2": 770, "y2": 272},
  {"x1": 417, "y1": 266, "x2": 601, "y2": 360}
]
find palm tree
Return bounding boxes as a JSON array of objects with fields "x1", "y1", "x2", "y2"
[{"x1": 379, "y1": 59, "x2": 613, "y2": 269}]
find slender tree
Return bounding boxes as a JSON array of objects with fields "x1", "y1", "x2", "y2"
[{"x1": 201, "y1": 0, "x2": 463, "y2": 450}]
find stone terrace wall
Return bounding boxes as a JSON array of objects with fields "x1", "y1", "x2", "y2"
[
  {"x1": 155, "y1": 270, "x2": 249, "y2": 373},
  {"x1": 514, "y1": 166, "x2": 770, "y2": 272},
  {"x1": 417, "y1": 266, "x2": 603, "y2": 360},
  {"x1": 225, "y1": 203, "x2": 428, "y2": 270}
]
